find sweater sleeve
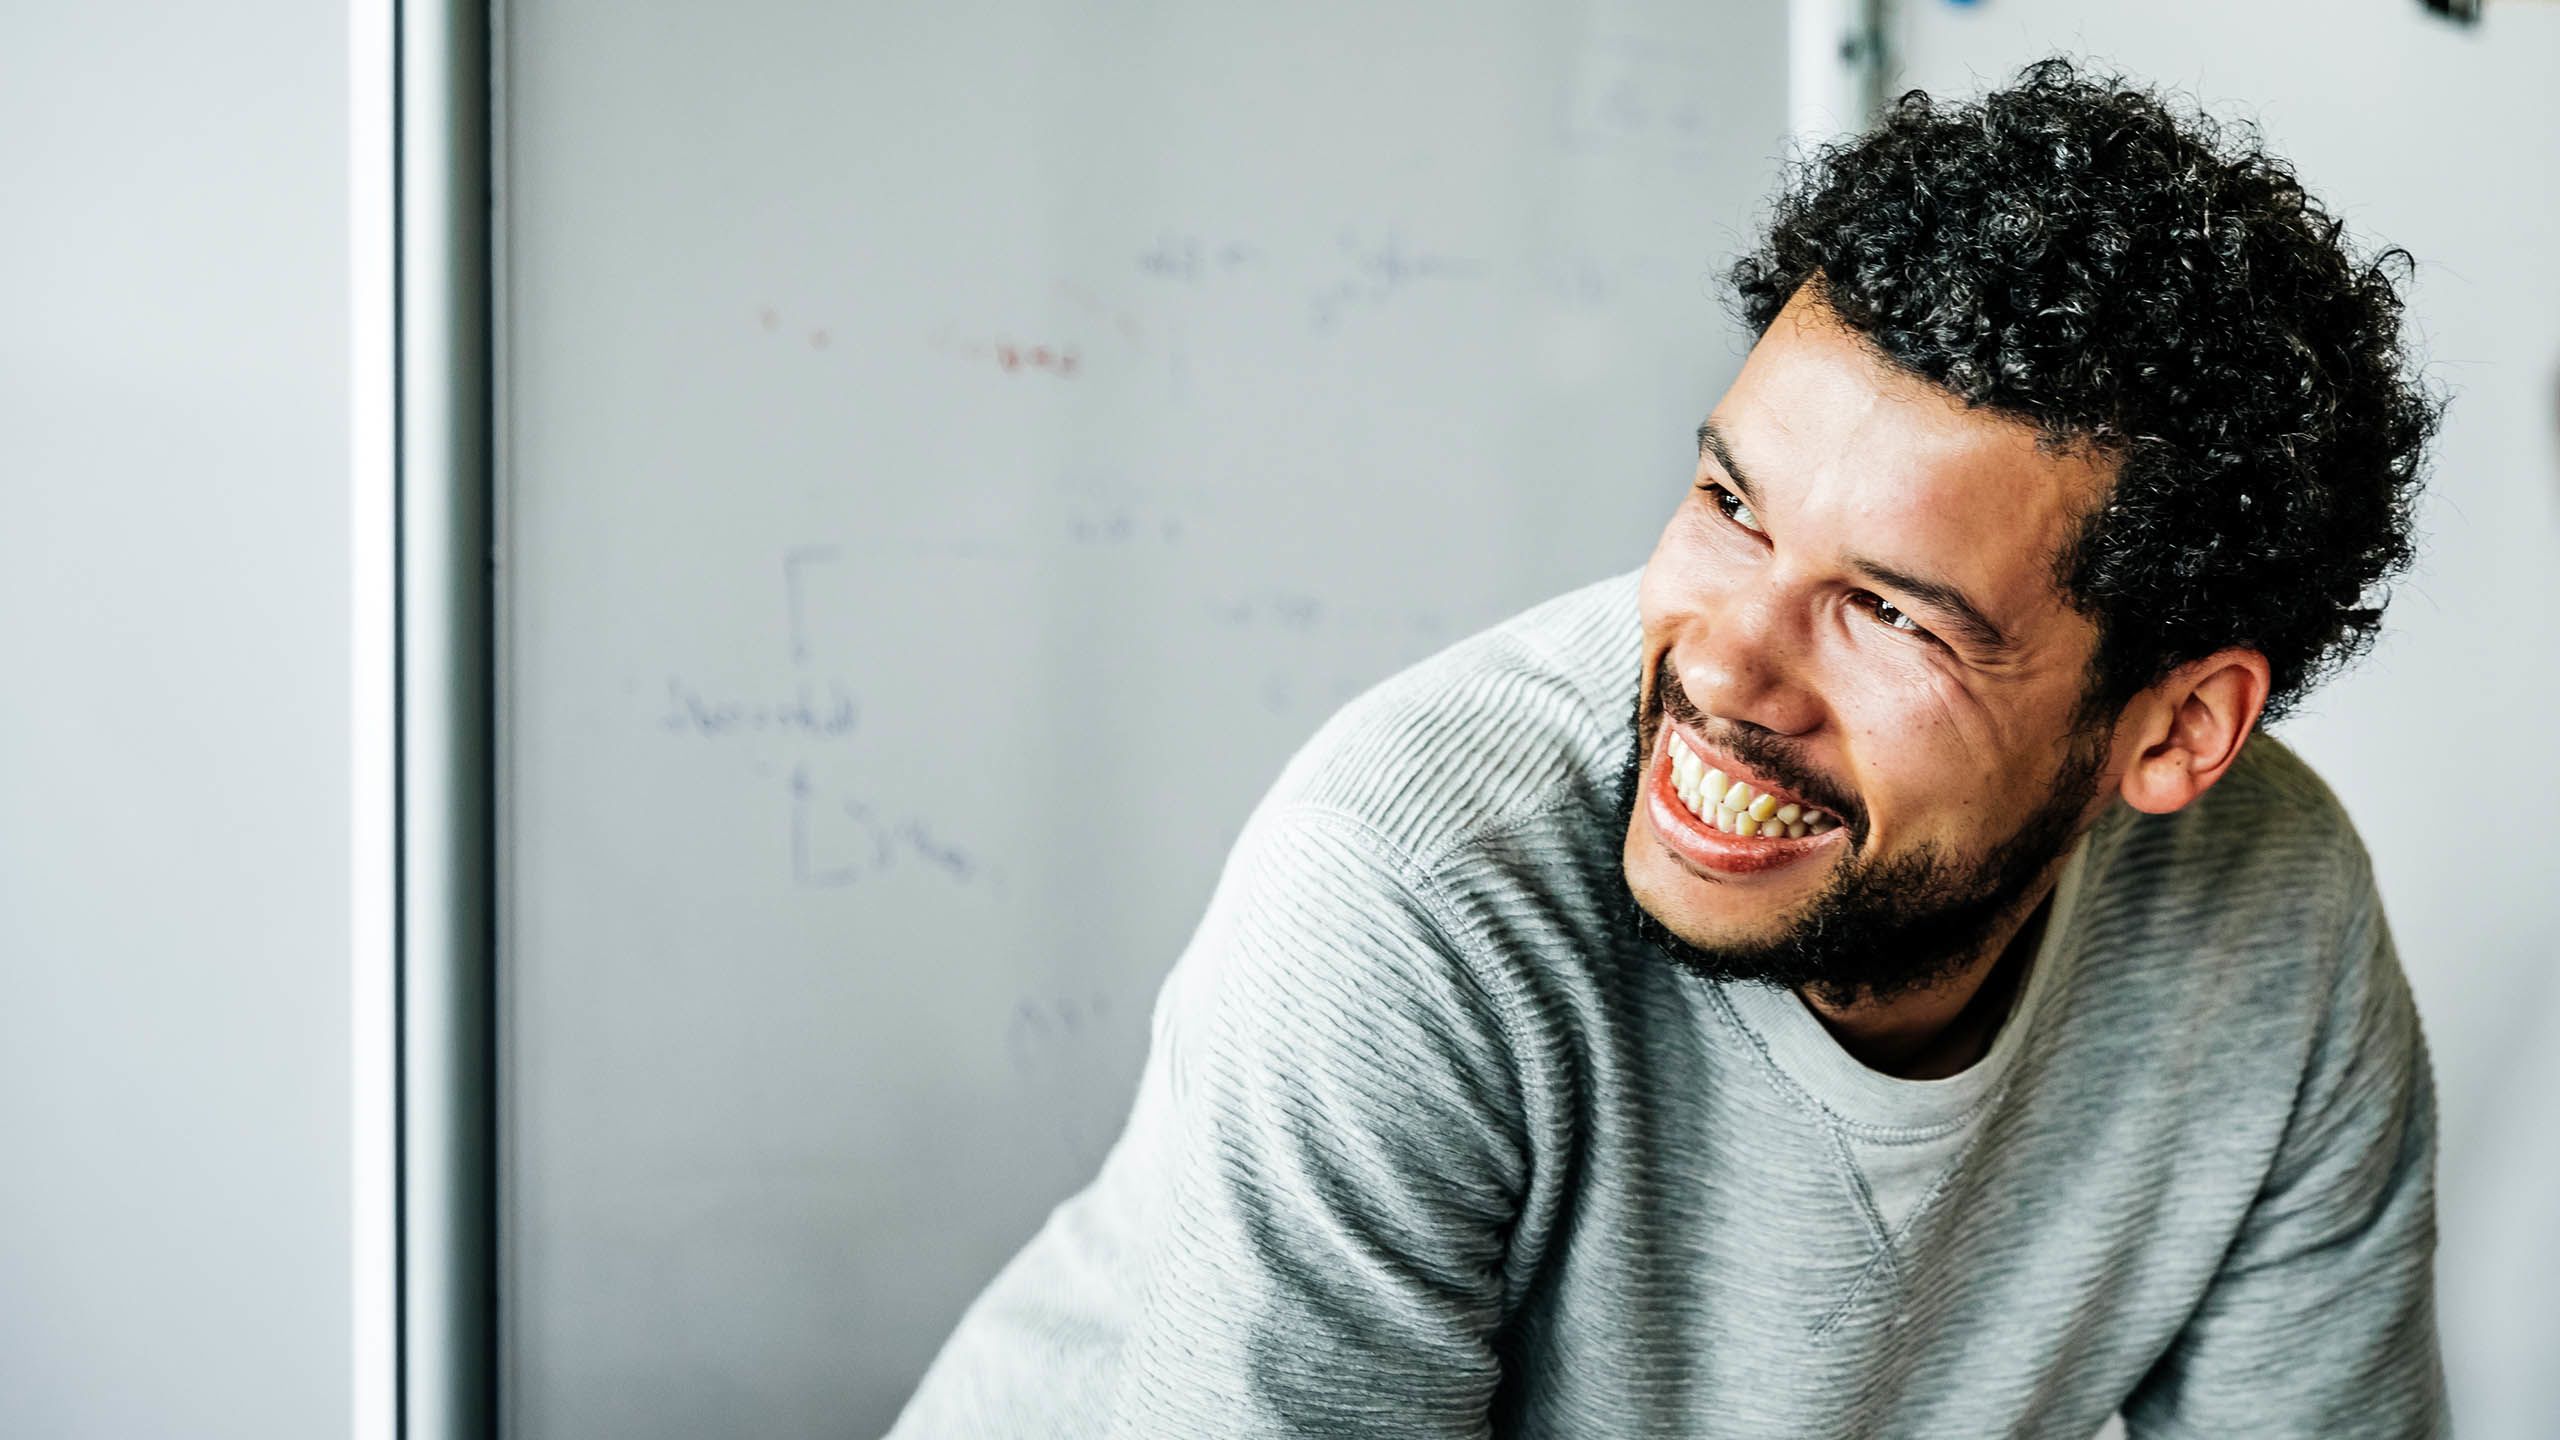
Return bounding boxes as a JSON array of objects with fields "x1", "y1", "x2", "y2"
[
  {"x1": 2119, "y1": 874, "x2": 2451, "y2": 1439},
  {"x1": 890, "y1": 801, "x2": 1533, "y2": 1439}
]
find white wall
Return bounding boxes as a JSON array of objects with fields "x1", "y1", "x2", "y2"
[
  {"x1": 1886, "y1": 6, "x2": 2560, "y2": 1435},
  {"x1": 0, "y1": 5, "x2": 358, "y2": 1437}
]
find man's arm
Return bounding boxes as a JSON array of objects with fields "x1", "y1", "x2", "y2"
[
  {"x1": 894, "y1": 802, "x2": 1530, "y2": 1438},
  {"x1": 2120, "y1": 878, "x2": 2450, "y2": 1438}
]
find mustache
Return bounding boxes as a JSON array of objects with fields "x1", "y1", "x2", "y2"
[{"x1": 1652, "y1": 653, "x2": 1866, "y2": 835}]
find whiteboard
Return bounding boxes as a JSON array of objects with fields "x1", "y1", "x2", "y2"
[{"x1": 499, "y1": 3, "x2": 1786, "y2": 1432}]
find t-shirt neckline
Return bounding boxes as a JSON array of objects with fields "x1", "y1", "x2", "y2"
[{"x1": 1713, "y1": 837, "x2": 2092, "y2": 1135}]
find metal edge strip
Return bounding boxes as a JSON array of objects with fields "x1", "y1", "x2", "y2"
[{"x1": 398, "y1": 0, "x2": 498, "y2": 1434}]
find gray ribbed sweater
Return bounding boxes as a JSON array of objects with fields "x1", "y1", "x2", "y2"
[{"x1": 890, "y1": 569, "x2": 2448, "y2": 1438}]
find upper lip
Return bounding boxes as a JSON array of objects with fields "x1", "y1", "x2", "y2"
[{"x1": 1668, "y1": 723, "x2": 1833, "y2": 817}]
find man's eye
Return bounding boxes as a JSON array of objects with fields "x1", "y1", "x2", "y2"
[
  {"x1": 1704, "y1": 482, "x2": 1763, "y2": 535},
  {"x1": 1860, "y1": 593, "x2": 1935, "y2": 642}
]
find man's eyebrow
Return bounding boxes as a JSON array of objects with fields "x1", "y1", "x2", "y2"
[
  {"x1": 1695, "y1": 418, "x2": 1764, "y2": 514},
  {"x1": 1845, "y1": 553, "x2": 2016, "y2": 656}
]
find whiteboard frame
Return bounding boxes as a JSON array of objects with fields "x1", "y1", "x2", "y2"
[
  {"x1": 1790, "y1": 0, "x2": 1891, "y2": 149},
  {"x1": 393, "y1": 0, "x2": 500, "y2": 1435}
]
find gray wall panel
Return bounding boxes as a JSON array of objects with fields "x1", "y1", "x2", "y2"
[{"x1": 0, "y1": 5, "x2": 355, "y2": 1437}]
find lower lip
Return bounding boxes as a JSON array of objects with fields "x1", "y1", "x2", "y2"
[{"x1": 1643, "y1": 727, "x2": 1847, "y2": 877}]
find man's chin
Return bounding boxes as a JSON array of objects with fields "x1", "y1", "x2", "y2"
[
  {"x1": 1624, "y1": 875, "x2": 1810, "y2": 956},
  {"x1": 1621, "y1": 832, "x2": 1825, "y2": 946},
  {"x1": 1623, "y1": 817, "x2": 1838, "y2": 927},
  {"x1": 1618, "y1": 809, "x2": 1966, "y2": 1002}
]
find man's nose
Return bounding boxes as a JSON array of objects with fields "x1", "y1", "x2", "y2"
[{"x1": 1679, "y1": 585, "x2": 1822, "y2": 738}]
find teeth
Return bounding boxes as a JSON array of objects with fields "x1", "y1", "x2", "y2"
[{"x1": 1667, "y1": 733, "x2": 1841, "y2": 839}]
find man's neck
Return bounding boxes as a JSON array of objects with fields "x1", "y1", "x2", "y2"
[{"x1": 1797, "y1": 883, "x2": 2059, "y2": 1081}]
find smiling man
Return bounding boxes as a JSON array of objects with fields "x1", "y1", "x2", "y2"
[{"x1": 892, "y1": 59, "x2": 2450, "y2": 1439}]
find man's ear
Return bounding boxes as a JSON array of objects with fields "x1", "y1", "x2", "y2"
[{"x1": 2114, "y1": 649, "x2": 2273, "y2": 815}]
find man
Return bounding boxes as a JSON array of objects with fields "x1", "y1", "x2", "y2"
[{"x1": 892, "y1": 58, "x2": 2449, "y2": 1438}]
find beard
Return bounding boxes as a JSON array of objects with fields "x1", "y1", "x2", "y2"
[{"x1": 1610, "y1": 688, "x2": 2107, "y2": 1009}]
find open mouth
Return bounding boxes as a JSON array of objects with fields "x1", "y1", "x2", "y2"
[
  {"x1": 1644, "y1": 722, "x2": 1849, "y2": 876},
  {"x1": 1668, "y1": 731, "x2": 1839, "y2": 837}
]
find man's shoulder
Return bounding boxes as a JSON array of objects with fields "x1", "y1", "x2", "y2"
[
  {"x1": 2081, "y1": 732, "x2": 2387, "y2": 999},
  {"x1": 1259, "y1": 568, "x2": 1642, "y2": 876}
]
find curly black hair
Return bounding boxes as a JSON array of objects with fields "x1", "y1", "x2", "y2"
[{"x1": 1730, "y1": 56, "x2": 2443, "y2": 726}]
